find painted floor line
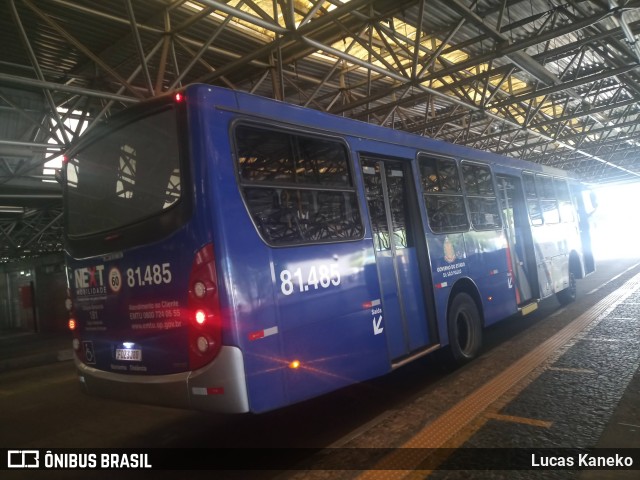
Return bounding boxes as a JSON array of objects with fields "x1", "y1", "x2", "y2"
[
  {"x1": 547, "y1": 366, "x2": 596, "y2": 374},
  {"x1": 586, "y1": 260, "x2": 640, "y2": 295}
]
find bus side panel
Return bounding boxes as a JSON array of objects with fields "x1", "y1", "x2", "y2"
[
  {"x1": 554, "y1": 221, "x2": 583, "y2": 289},
  {"x1": 464, "y1": 230, "x2": 518, "y2": 325},
  {"x1": 205, "y1": 107, "x2": 389, "y2": 413},
  {"x1": 549, "y1": 227, "x2": 570, "y2": 294},
  {"x1": 219, "y1": 240, "x2": 389, "y2": 412},
  {"x1": 531, "y1": 225, "x2": 560, "y2": 298},
  {"x1": 428, "y1": 233, "x2": 467, "y2": 347},
  {"x1": 374, "y1": 251, "x2": 408, "y2": 359},
  {"x1": 396, "y1": 248, "x2": 431, "y2": 351},
  {"x1": 198, "y1": 106, "x2": 287, "y2": 413},
  {"x1": 428, "y1": 230, "x2": 518, "y2": 342},
  {"x1": 222, "y1": 250, "x2": 289, "y2": 413},
  {"x1": 271, "y1": 245, "x2": 390, "y2": 408}
]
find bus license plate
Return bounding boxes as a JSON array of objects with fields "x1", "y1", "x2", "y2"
[{"x1": 115, "y1": 348, "x2": 142, "y2": 361}]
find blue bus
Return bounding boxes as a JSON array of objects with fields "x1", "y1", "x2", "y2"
[{"x1": 63, "y1": 84, "x2": 595, "y2": 414}]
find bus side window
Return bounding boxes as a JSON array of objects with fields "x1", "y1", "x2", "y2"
[
  {"x1": 418, "y1": 155, "x2": 469, "y2": 233},
  {"x1": 235, "y1": 125, "x2": 363, "y2": 245},
  {"x1": 537, "y1": 175, "x2": 560, "y2": 224},
  {"x1": 522, "y1": 172, "x2": 542, "y2": 226},
  {"x1": 461, "y1": 163, "x2": 502, "y2": 230},
  {"x1": 554, "y1": 177, "x2": 574, "y2": 223}
]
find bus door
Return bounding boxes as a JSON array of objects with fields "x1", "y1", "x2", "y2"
[
  {"x1": 497, "y1": 175, "x2": 538, "y2": 304},
  {"x1": 361, "y1": 156, "x2": 435, "y2": 361}
]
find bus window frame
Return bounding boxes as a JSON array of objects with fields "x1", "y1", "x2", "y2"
[
  {"x1": 535, "y1": 174, "x2": 561, "y2": 225},
  {"x1": 522, "y1": 171, "x2": 543, "y2": 226},
  {"x1": 460, "y1": 160, "x2": 503, "y2": 232},
  {"x1": 417, "y1": 152, "x2": 470, "y2": 235},
  {"x1": 230, "y1": 119, "x2": 365, "y2": 248},
  {"x1": 553, "y1": 176, "x2": 574, "y2": 223}
]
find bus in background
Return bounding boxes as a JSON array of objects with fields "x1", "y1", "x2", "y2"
[{"x1": 63, "y1": 85, "x2": 595, "y2": 414}]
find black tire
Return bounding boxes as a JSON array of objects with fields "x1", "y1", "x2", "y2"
[
  {"x1": 445, "y1": 292, "x2": 483, "y2": 365},
  {"x1": 556, "y1": 272, "x2": 576, "y2": 306}
]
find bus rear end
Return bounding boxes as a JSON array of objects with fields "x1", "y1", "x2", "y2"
[{"x1": 63, "y1": 93, "x2": 249, "y2": 413}]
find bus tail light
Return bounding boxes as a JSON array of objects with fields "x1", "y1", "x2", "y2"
[
  {"x1": 188, "y1": 243, "x2": 222, "y2": 370},
  {"x1": 195, "y1": 309, "x2": 207, "y2": 325},
  {"x1": 66, "y1": 289, "x2": 85, "y2": 361}
]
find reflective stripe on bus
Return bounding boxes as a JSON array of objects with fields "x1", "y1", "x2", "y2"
[
  {"x1": 362, "y1": 299, "x2": 381, "y2": 309},
  {"x1": 248, "y1": 326, "x2": 279, "y2": 341},
  {"x1": 191, "y1": 387, "x2": 225, "y2": 396}
]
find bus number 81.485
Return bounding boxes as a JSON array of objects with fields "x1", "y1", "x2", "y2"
[
  {"x1": 279, "y1": 264, "x2": 341, "y2": 296},
  {"x1": 126, "y1": 263, "x2": 172, "y2": 288}
]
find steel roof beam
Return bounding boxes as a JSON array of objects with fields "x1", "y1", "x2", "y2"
[
  {"x1": 488, "y1": 64, "x2": 638, "y2": 110},
  {"x1": 21, "y1": 0, "x2": 144, "y2": 100},
  {"x1": 333, "y1": 7, "x2": 618, "y2": 117},
  {"x1": 124, "y1": 0, "x2": 154, "y2": 96},
  {"x1": 0, "y1": 73, "x2": 138, "y2": 104},
  {"x1": 195, "y1": 0, "x2": 379, "y2": 83}
]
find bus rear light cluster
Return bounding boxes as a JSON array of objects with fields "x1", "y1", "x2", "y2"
[
  {"x1": 188, "y1": 243, "x2": 222, "y2": 370},
  {"x1": 66, "y1": 290, "x2": 85, "y2": 362}
]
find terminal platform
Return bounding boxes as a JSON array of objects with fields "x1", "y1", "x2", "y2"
[{"x1": 1, "y1": 262, "x2": 639, "y2": 479}]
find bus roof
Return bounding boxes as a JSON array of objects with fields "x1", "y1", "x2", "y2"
[
  {"x1": 178, "y1": 84, "x2": 576, "y2": 180},
  {"x1": 191, "y1": 84, "x2": 574, "y2": 180}
]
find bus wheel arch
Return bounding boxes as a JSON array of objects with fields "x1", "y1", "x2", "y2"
[
  {"x1": 444, "y1": 280, "x2": 483, "y2": 365},
  {"x1": 557, "y1": 251, "x2": 581, "y2": 305}
]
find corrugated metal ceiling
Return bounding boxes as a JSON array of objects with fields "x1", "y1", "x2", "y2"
[{"x1": 2, "y1": 0, "x2": 640, "y2": 260}]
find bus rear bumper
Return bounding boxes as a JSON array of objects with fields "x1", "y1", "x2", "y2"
[{"x1": 75, "y1": 346, "x2": 250, "y2": 413}]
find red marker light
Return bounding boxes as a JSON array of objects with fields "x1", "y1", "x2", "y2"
[
  {"x1": 195, "y1": 309, "x2": 206, "y2": 325},
  {"x1": 175, "y1": 92, "x2": 183, "y2": 102}
]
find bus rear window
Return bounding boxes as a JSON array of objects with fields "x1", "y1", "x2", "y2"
[{"x1": 65, "y1": 107, "x2": 181, "y2": 237}]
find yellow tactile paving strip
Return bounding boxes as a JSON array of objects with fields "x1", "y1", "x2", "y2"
[{"x1": 356, "y1": 273, "x2": 640, "y2": 480}]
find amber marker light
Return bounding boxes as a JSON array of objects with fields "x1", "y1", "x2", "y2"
[
  {"x1": 68, "y1": 319, "x2": 76, "y2": 330},
  {"x1": 289, "y1": 360, "x2": 301, "y2": 369}
]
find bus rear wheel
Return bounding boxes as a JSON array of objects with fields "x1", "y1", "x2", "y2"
[{"x1": 445, "y1": 293, "x2": 482, "y2": 365}]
